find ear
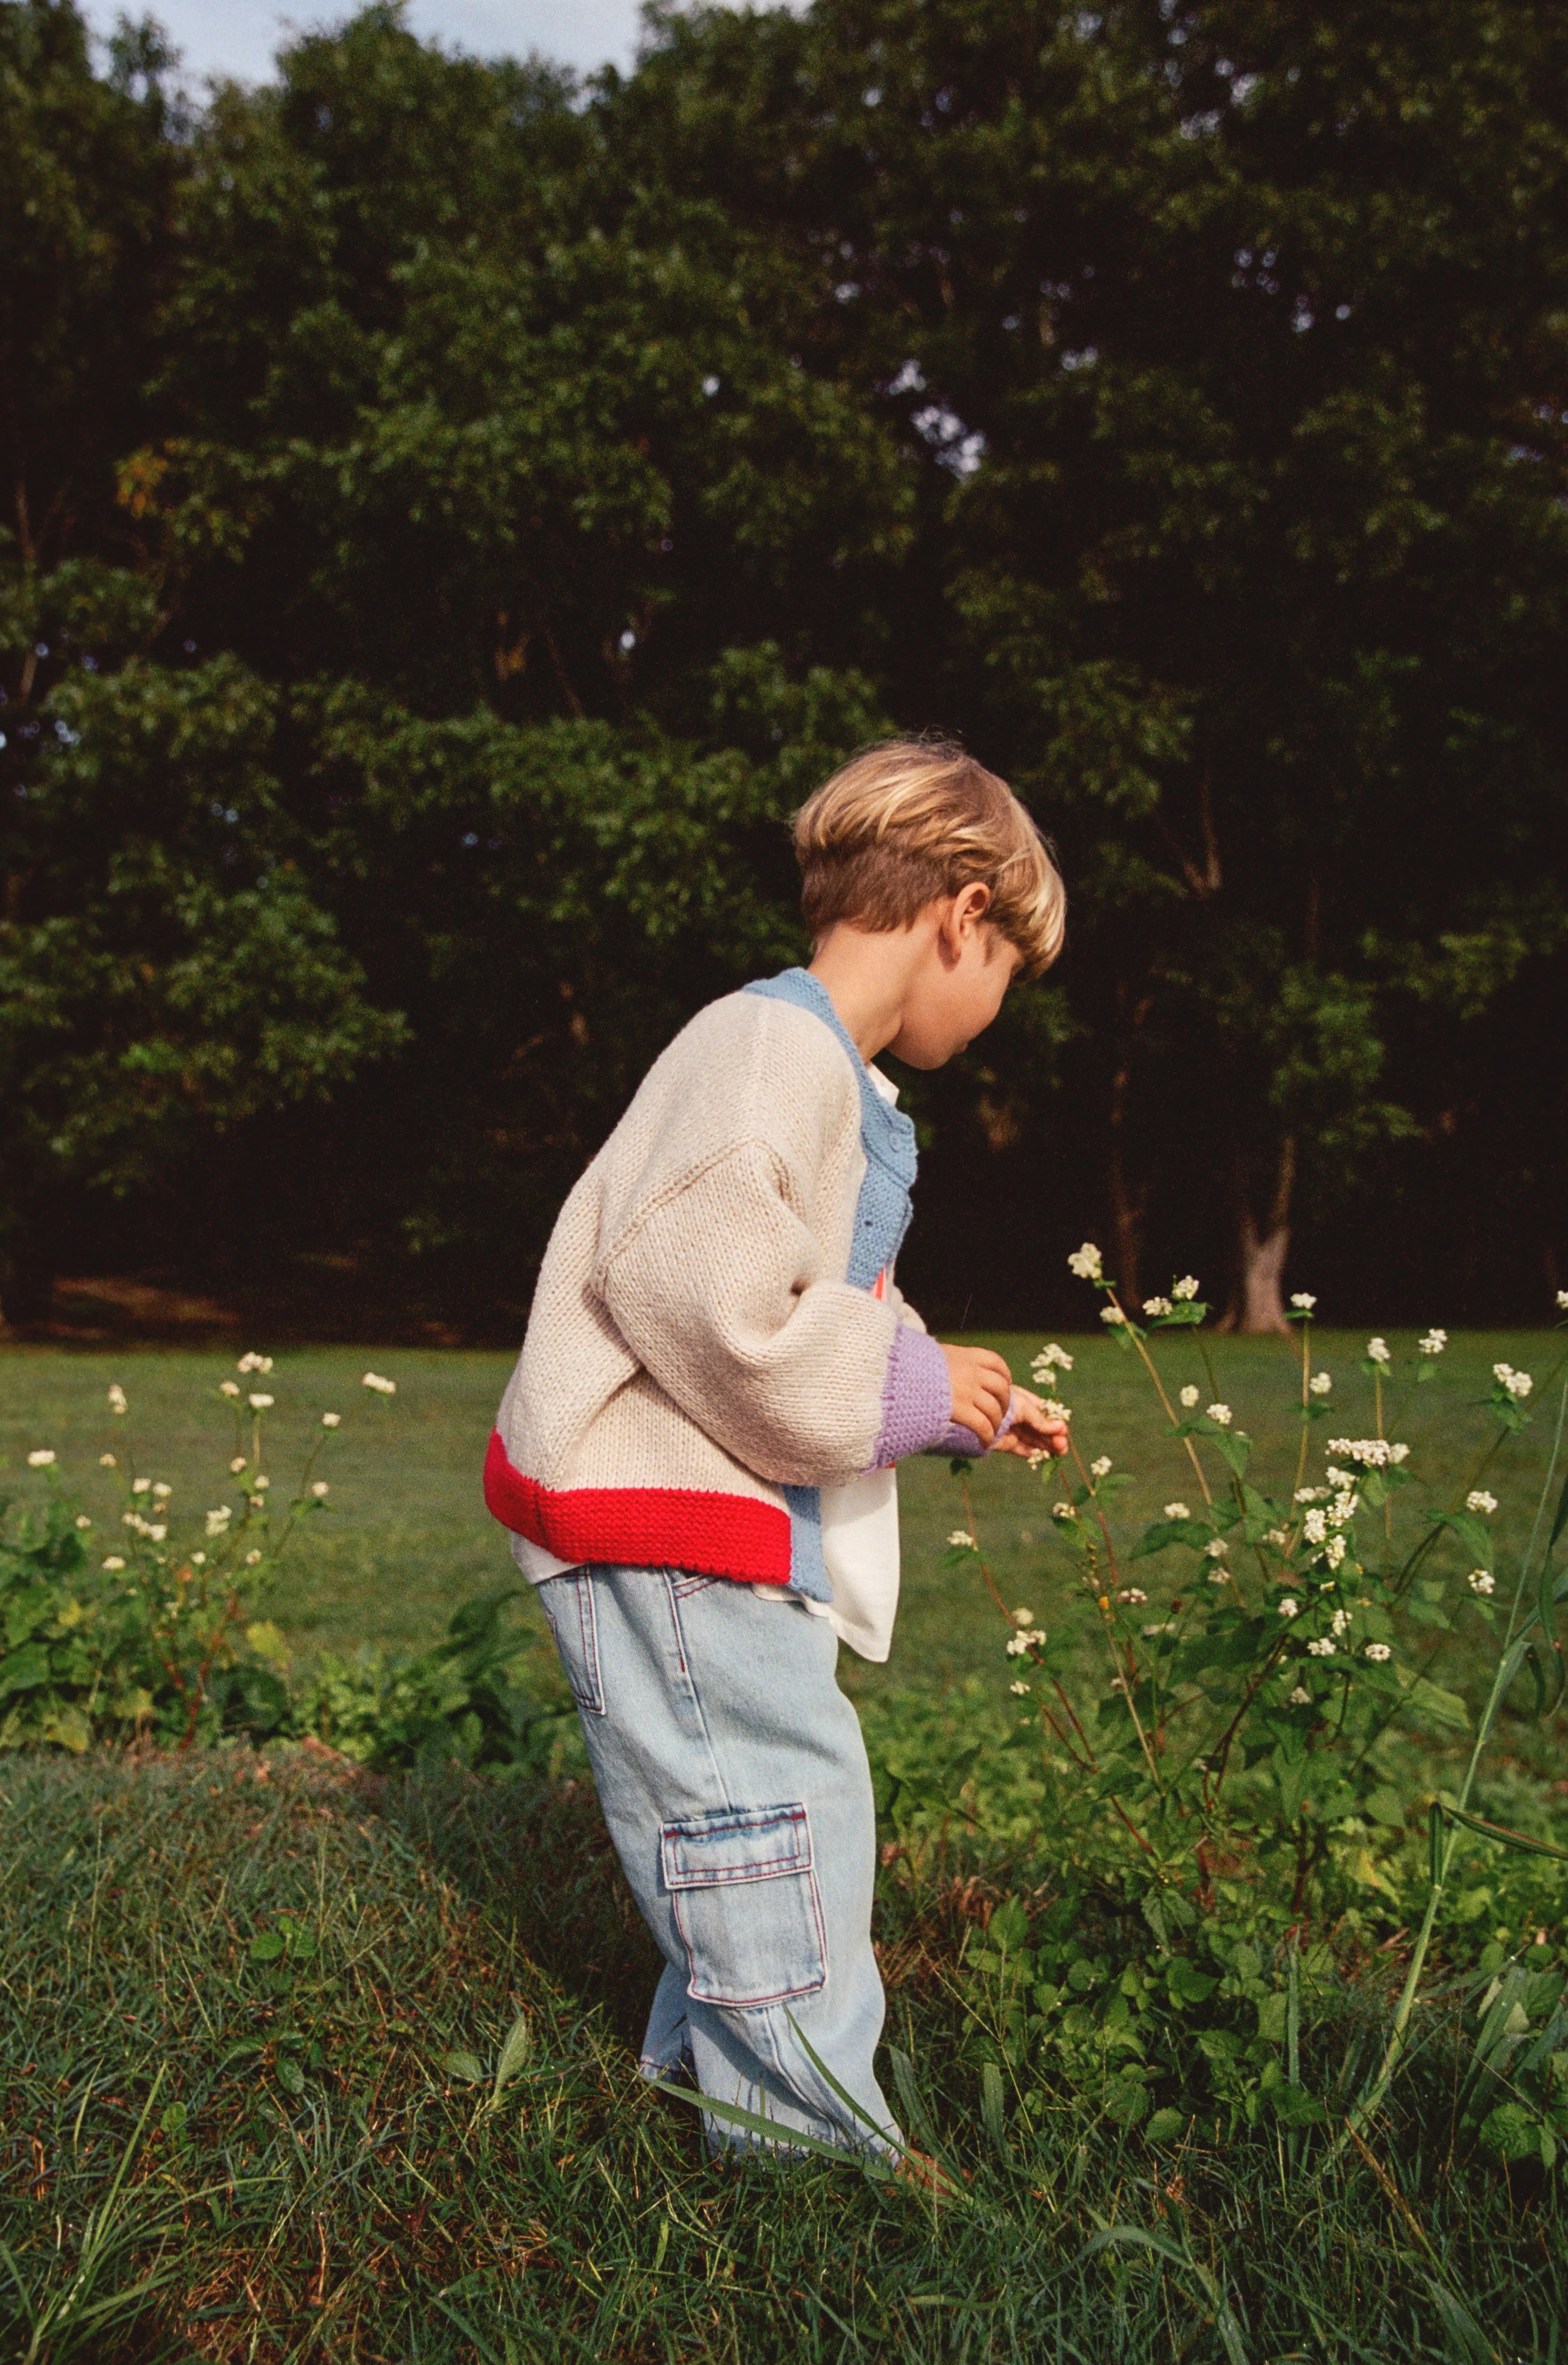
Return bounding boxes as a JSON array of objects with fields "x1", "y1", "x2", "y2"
[{"x1": 951, "y1": 881, "x2": 992, "y2": 940}]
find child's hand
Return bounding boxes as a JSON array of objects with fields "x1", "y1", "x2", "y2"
[
  {"x1": 991, "y1": 1385, "x2": 1071, "y2": 1461},
  {"x1": 939, "y1": 1342, "x2": 1015, "y2": 1446}
]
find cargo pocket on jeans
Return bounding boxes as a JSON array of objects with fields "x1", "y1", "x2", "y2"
[
  {"x1": 538, "y1": 1570, "x2": 605, "y2": 1716},
  {"x1": 660, "y1": 1802, "x2": 826, "y2": 2008}
]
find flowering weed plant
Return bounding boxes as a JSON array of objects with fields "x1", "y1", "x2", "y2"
[
  {"x1": 941, "y1": 1260, "x2": 1568, "y2": 2154},
  {"x1": 0, "y1": 1359, "x2": 396, "y2": 1750}
]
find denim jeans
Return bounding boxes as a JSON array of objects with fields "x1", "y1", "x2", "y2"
[{"x1": 536, "y1": 1563, "x2": 899, "y2": 2158}]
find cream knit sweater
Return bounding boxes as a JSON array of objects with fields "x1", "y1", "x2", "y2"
[{"x1": 485, "y1": 974, "x2": 980, "y2": 1597}]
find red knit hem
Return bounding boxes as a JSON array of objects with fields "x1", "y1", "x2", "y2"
[{"x1": 483, "y1": 1431, "x2": 793, "y2": 1586}]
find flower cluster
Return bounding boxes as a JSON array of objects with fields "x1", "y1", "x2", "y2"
[
  {"x1": 1466, "y1": 1490, "x2": 1497, "y2": 1515},
  {"x1": 1290, "y1": 1291, "x2": 1317, "y2": 1312},
  {"x1": 1418, "y1": 1328, "x2": 1448, "y2": 1356},
  {"x1": 1067, "y1": 1242, "x2": 1103, "y2": 1281},
  {"x1": 1493, "y1": 1362, "x2": 1533, "y2": 1400},
  {"x1": 1366, "y1": 1337, "x2": 1391, "y2": 1366},
  {"x1": 1325, "y1": 1437, "x2": 1410, "y2": 1467},
  {"x1": 1309, "y1": 1370, "x2": 1333, "y2": 1395},
  {"x1": 1142, "y1": 1296, "x2": 1173, "y2": 1318},
  {"x1": 362, "y1": 1371, "x2": 398, "y2": 1396}
]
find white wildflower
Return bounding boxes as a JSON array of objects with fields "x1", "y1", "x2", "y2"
[
  {"x1": 1278, "y1": 1597, "x2": 1301, "y2": 1620},
  {"x1": 321, "y1": 1411, "x2": 342, "y2": 1427},
  {"x1": 1173, "y1": 1276, "x2": 1200, "y2": 1300},
  {"x1": 248, "y1": 1494, "x2": 266, "y2": 1512},
  {"x1": 1032, "y1": 1343, "x2": 1074, "y2": 1373},
  {"x1": 1493, "y1": 1363, "x2": 1533, "y2": 1400},
  {"x1": 245, "y1": 1549, "x2": 262, "y2": 1566},
  {"x1": 1100, "y1": 1304, "x2": 1127, "y2": 1325},
  {"x1": 191, "y1": 1551, "x2": 206, "y2": 1566},
  {"x1": 1052, "y1": 1501, "x2": 1077, "y2": 1521},
  {"x1": 1325, "y1": 1536, "x2": 1348, "y2": 1570},
  {"x1": 237, "y1": 1352, "x2": 274, "y2": 1375},
  {"x1": 1288, "y1": 1685, "x2": 1311, "y2": 1705},
  {"x1": 26, "y1": 1449, "x2": 55, "y2": 1467},
  {"x1": 1067, "y1": 1242, "x2": 1104, "y2": 1281},
  {"x1": 1330, "y1": 1607, "x2": 1352, "y2": 1638},
  {"x1": 220, "y1": 1379, "x2": 241, "y2": 1399},
  {"x1": 1418, "y1": 1328, "x2": 1447, "y2": 1356},
  {"x1": 1206, "y1": 1403, "x2": 1232, "y2": 1427},
  {"x1": 248, "y1": 1392, "x2": 274, "y2": 1410},
  {"x1": 1558, "y1": 1291, "x2": 1568, "y2": 1312},
  {"x1": 100, "y1": 1453, "x2": 116, "y2": 1467},
  {"x1": 1366, "y1": 1338, "x2": 1391, "y2": 1365},
  {"x1": 74, "y1": 1514, "x2": 91, "y2": 1529},
  {"x1": 132, "y1": 1477, "x2": 151, "y2": 1494},
  {"x1": 152, "y1": 1481, "x2": 171, "y2": 1498},
  {"x1": 253, "y1": 1475, "x2": 270, "y2": 1491},
  {"x1": 1468, "y1": 1569, "x2": 1495, "y2": 1596},
  {"x1": 1012, "y1": 1606, "x2": 1035, "y2": 1627},
  {"x1": 1009, "y1": 1679, "x2": 1031, "y2": 1695},
  {"x1": 1467, "y1": 1491, "x2": 1498, "y2": 1515},
  {"x1": 146, "y1": 1524, "x2": 166, "y2": 1543},
  {"x1": 1163, "y1": 1502, "x2": 1191, "y2": 1521},
  {"x1": 1306, "y1": 1638, "x2": 1337, "y2": 1657},
  {"x1": 1040, "y1": 1397, "x2": 1072, "y2": 1422},
  {"x1": 1364, "y1": 1642, "x2": 1392, "y2": 1663},
  {"x1": 1264, "y1": 1527, "x2": 1290, "y2": 1547},
  {"x1": 1179, "y1": 1385, "x2": 1200, "y2": 1408},
  {"x1": 362, "y1": 1371, "x2": 397, "y2": 1396},
  {"x1": 1208, "y1": 1566, "x2": 1232, "y2": 1585},
  {"x1": 230, "y1": 1455, "x2": 247, "y2": 1475},
  {"x1": 1325, "y1": 1438, "x2": 1406, "y2": 1469},
  {"x1": 1296, "y1": 1485, "x2": 1327, "y2": 1502},
  {"x1": 1142, "y1": 1296, "x2": 1173, "y2": 1318},
  {"x1": 1143, "y1": 1620, "x2": 1177, "y2": 1637},
  {"x1": 1291, "y1": 1292, "x2": 1317, "y2": 1312},
  {"x1": 1302, "y1": 1508, "x2": 1328, "y2": 1543},
  {"x1": 1309, "y1": 1371, "x2": 1332, "y2": 1396},
  {"x1": 948, "y1": 1529, "x2": 976, "y2": 1549},
  {"x1": 206, "y1": 1508, "x2": 232, "y2": 1536},
  {"x1": 1116, "y1": 1586, "x2": 1148, "y2": 1604},
  {"x1": 108, "y1": 1382, "x2": 128, "y2": 1415},
  {"x1": 1090, "y1": 1455, "x2": 1113, "y2": 1479},
  {"x1": 1205, "y1": 1537, "x2": 1229, "y2": 1558},
  {"x1": 103, "y1": 1555, "x2": 126, "y2": 1571}
]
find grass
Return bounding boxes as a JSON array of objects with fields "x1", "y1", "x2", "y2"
[
  {"x1": 3, "y1": 1329, "x2": 1562, "y2": 1706},
  {"x1": 3, "y1": 1744, "x2": 1567, "y2": 2363}
]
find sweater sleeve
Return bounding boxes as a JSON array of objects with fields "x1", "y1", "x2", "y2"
[
  {"x1": 881, "y1": 1275, "x2": 1014, "y2": 1458},
  {"x1": 596, "y1": 1141, "x2": 956, "y2": 1487}
]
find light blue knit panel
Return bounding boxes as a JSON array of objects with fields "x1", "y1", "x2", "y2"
[{"x1": 745, "y1": 968, "x2": 919, "y2": 1601}]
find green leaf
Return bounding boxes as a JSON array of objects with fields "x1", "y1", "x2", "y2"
[
  {"x1": 1144, "y1": 2107, "x2": 1187, "y2": 2144},
  {"x1": 490, "y1": 2011, "x2": 532, "y2": 2104},
  {"x1": 1167, "y1": 1958, "x2": 1217, "y2": 2006},
  {"x1": 247, "y1": 1932, "x2": 285, "y2": 1964},
  {"x1": 1364, "y1": 1786, "x2": 1407, "y2": 1831},
  {"x1": 440, "y1": 2049, "x2": 485, "y2": 2086},
  {"x1": 275, "y1": 2055, "x2": 305, "y2": 2097},
  {"x1": 1400, "y1": 1673, "x2": 1472, "y2": 1733}
]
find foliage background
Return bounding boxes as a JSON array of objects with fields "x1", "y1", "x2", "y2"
[{"x1": 2, "y1": 0, "x2": 1565, "y2": 1335}]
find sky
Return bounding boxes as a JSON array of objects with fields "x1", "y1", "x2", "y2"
[{"x1": 81, "y1": 1, "x2": 659, "y2": 84}]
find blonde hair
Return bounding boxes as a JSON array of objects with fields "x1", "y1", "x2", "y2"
[{"x1": 792, "y1": 737, "x2": 1065, "y2": 977}]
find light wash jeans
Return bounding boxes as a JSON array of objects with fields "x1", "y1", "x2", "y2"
[{"x1": 536, "y1": 1563, "x2": 899, "y2": 2159}]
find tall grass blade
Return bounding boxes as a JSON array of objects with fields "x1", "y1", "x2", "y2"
[
  {"x1": 650, "y1": 2079, "x2": 892, "y2": 2173},
  {"x1": 1082, "y1": 2226, "x2": 1249, "y2": 2364},
  {"x1": 980, "y1": 2060, "x2": 1007, "y2": 2152}
]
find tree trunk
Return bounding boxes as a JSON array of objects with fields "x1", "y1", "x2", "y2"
[{"x1": 1220, "y1": 1137, "x2": 1295, "y2": 1335}]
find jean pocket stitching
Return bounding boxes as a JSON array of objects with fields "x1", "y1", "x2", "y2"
[{"x1": 661, "y1": 1802, "x2": 826, "y2": 2008}]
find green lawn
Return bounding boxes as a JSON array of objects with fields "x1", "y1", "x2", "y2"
[{"x1": 3, "y1": 1327, "x2": 1562, "y2": 1708}]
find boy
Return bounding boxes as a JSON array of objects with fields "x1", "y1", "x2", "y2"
[{"x1": 484, "y1": 737, "x2": 1068, "y2": 2158}]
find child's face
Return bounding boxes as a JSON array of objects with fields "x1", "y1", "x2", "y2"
[{"x1": 887, "y1": 899, "x2": 1022, "y2": 1069}]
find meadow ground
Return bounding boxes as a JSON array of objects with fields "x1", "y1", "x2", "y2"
[{"x1": 3, "y1": 1330, "x2": 1567, "y2": 2361}]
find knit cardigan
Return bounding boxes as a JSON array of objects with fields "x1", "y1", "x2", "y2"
[{"x1": 484, "y1": 971, "x2": 982, "y2": 1595}]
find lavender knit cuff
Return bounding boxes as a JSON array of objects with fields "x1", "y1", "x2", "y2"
[
  {"x1": 871, "y1": 1330, "x2": 1018, "y2": 1464},
  {"x1": 871, "y1": 1325, "x2": 954, "y2": 1466}
]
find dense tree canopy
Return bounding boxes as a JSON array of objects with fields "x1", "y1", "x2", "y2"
[{"x1": 1, "y1": 0, "x2": 1564, "y2": 1334}]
